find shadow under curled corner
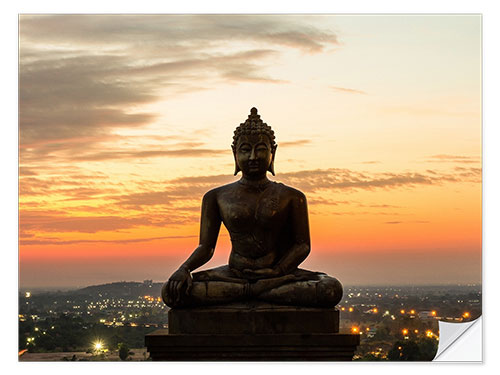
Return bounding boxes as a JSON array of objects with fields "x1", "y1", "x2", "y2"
[{"x1": 433, "y1": 316, "x2": 482, "y2": 362}]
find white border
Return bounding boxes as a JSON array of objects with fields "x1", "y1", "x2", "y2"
[{"x1": 5, "y1": 1, "x2": 499, "y2": 374}]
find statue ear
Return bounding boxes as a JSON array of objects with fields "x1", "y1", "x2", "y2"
[
  {"x1": 232, "y1": 146, "x2": 241, "y2": 176},
  {"x1": 268, "y1": 145, "x2": 277, "y2": 176}
]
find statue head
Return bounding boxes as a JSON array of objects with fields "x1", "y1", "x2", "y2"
[{"x1": 232, "y1": 107, "x2": 277, "y2": 177}]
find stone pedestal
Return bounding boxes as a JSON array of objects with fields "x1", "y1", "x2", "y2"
[
  {"x1": 168, "y1": 302, "x2": 340, "y2": 334},
  {"x1": 145, "y1": 302, "x2": 360, "y2": 361}
]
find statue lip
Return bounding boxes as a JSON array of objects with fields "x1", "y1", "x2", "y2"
[{"x1": 247, "y1": 161, "x2": 261, "y2": 169}]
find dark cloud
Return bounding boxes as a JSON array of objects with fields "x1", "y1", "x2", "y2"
[
  {"x1": 19, "y1": 15, "x2": 339, "y2": 159},
  {"x1": 19, "y1": 167, "x2": 39, "y2": 176},
  {"x1": 20, "y1": 15, "x2": 338, "y2": 53}
]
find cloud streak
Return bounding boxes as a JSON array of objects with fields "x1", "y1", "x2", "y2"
[
  {"x1": 19, "y1": 211, "x2": 194, "y2": 234},
  {"x1": 425, "y1": 154, "x2": 481, "y2": 164},
  {"x1": 278, "y1": 139, "x2": 312, "y2": 147},
  {"x1": 329, "y1": 85, "x2": 367, "y2": 95},
  {"x1": 19, "y1": 163, "x2": 480, "y2": 242},
  {"x1": 275, "y1": 168, "x2": 480, "y2": 192},
  {"x1": 20, "y1": 234, "x2": 198, "y2": 246},
  {"x1": 110, "y1": 166, "x2": 481, "y2": 210}
]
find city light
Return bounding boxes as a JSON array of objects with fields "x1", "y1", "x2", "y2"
[
  {"x1": 16, "y1": 283, "x2": 477, "y2": 360},
  {"x1": 25, "y1": 292, "x2": 31, "y2": 298},
  {"x1": 94, "y1": 340, "x2": 104, "y2": 353}
]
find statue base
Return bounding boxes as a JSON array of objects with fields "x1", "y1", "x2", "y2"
[
  {"x1": 145, "y1": 302, "x2": 360, "y2": 361},
  {"x1": 146, "y1": 331, "x2": 360, "y2": 361},
  {"x1": 168, "y1": 302, "x2": 340, "y2": 334}
]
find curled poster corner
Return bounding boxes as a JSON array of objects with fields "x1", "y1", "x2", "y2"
[{"x1": 433, "y1": 316, "x2": 482, "y2": 362}]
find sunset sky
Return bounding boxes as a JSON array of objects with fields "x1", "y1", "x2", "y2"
[{"x1": 19, "y1": 14, "x2": 481, "y2": 289}]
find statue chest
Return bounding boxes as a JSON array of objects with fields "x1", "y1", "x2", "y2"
[{"x1": 218, "y1": 187, "x2": 285, "y2": 232}]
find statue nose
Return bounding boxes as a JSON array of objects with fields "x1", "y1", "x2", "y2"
[{"x1": 249, "y1": 149, "x2": 257, "y2": 160}]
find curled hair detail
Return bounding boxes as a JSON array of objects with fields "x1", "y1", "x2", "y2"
[{"x1": 232, "y1": 107, "x2": 276, "y2": 149}]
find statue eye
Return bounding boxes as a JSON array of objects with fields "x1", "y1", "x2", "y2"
[{"x1": 240, "y1": 147, "x2": 251, "y2": 153}]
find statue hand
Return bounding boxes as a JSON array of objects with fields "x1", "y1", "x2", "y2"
[
  {"x1": 242, "y1": 268, "x2": 280, "y2": 279},
  {"x1": 166, "y1": 266, "x2": 192, "y2": 305}
]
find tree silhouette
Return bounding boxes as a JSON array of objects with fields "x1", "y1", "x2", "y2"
[
  {"x1": 118, "y1": 342, "x2": 131, "y2": 361},
  {"x1": 388, "y1": 340, "x2": 421, "y2": 361}
]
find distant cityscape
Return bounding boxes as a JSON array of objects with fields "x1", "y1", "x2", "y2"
[{"x1": 18, "y1": 281, "x2": 481, "y2": 361}]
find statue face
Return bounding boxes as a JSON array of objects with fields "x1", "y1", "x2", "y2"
[{"x1": 235, "y1": 134, "x2": 274, "y2": 178}]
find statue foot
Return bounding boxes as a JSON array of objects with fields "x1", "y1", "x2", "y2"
[
  {"x1": 257, "y1": 275, "x2": 343, "y2": 308},
  {"x1": 250, "y1": 274, "x2": 296, "y2": 296},
  {"x1": 316, "y1": 276, "x2": 343, "y2": 307}
]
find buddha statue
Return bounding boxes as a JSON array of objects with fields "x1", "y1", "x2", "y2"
[{"x1": 162, "y1": 107, "x2": 342, "y2": 308}]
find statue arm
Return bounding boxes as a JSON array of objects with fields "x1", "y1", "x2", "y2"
[
  {"x1": 180, "y1": 189, "x2": 222, "y2": 272},
  {"x1": 274, "y1": 191, "x2": 311, "y2": 274},
  {"x1": 165, "y1": 189, "x2": 221, "y2": 304}
]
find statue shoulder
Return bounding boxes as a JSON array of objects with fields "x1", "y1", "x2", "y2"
[
  {"x1": 203, "y1": 181, "x2": 239, "y2": 200},
  {"x1": 273, "y1": 182, "x2": 307, "y2": 203}
]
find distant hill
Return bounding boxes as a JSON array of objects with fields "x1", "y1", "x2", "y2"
[{"x1": 74, "y1": 281, "x2": 163, "y2": 298}]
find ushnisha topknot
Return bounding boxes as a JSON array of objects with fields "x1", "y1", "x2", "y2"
[{"x1": 232, "y1": 107, "x2": 276, "y2": 149}]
